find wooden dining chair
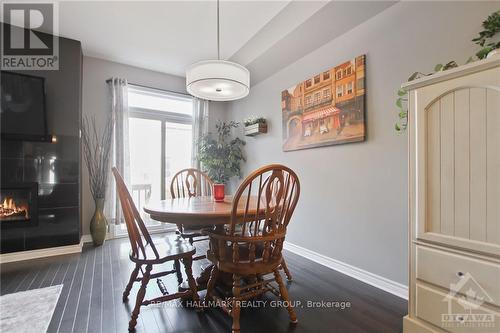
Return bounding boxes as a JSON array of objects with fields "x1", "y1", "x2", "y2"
[
  {"x1": 205, "y1": 164, "x2": 300, "y2": 333},
  {"x1": 170, "y1": 168, "x2": 213, "y2": 251},
  {"x1": 112, "y1": 167, "x2": 200, "y2": 332}
]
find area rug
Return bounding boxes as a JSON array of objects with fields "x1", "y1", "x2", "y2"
[{"x1": 0, "y1": 284, "x2": 62, "y2": 333}]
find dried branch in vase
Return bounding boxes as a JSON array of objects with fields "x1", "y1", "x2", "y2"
[{"x1": 82, "y1": 115, "x2": 113, "y2": 199}]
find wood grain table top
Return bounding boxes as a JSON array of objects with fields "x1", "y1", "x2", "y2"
[{"x1": 143, "y1": 196, "x2": 263, "y2": 226}]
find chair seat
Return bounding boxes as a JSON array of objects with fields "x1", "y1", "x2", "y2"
[
  {"x1": 207, "y1": 242, "x2": 282, "y2": 275},
  {"x1": 130, "y1": 235, "x2": 196, "y2": 264}
]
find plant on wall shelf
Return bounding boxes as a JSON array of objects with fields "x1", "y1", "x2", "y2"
[
  {"x1": 198, "y1": 121, "x2": 246, "y2": 184},
  {"x1": 395, "y1": 10, "x2": 500, "y2": 133},
  {"x1": 243, "y1": 116, "x2": 266, "y2": 127}
]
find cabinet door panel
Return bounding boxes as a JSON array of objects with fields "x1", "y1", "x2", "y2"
[
  {"x1": 486, "y1": 89, "x2": 500, "y2": 245},
  {"x1": 439, "y1": 93, "x2": 455, "y2": 236},
  {"x1": 469, "y1": 88, "x2": 487, "y2": 242},
  {"x1": 415, "y1": 68, "x2": 500, "y2": 255}
]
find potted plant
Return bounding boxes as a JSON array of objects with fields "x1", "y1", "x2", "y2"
[
  {"x1": 243, "y1": 116, "x2": 267, "y2": 136},
  {"x1": 198, "y1": 121, "x2": 246, "y2": 201},
  {"x1": 82, "y1": 115, "x2": 113, "y2": 246},
  {"x1": 395, "y1": 10, "x2": 500, "y2": 132}
]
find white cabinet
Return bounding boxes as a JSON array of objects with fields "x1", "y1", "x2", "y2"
[{"x1": 404, "y1": 55, "x2": 500, "y2": 333}]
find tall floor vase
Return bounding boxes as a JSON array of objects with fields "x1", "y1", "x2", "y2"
[{"x1": 90, "y1": 198, "x2": 107, "y2": 246}]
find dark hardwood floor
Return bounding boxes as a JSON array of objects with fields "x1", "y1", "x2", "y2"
[{"x1": 0, "y1": 235, "x2": 407, "y2": 333}]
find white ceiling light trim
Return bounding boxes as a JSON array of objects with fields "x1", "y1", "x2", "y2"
[
  {"x1": 186, "y1": 0, "x2": 250, "y2": 101},
  {"x1": 186, "y1": 60, "x2": 249, "y2": 101}
]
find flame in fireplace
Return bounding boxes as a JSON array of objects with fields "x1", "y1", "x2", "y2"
[{"x1": 0, "y1": 197, "x2": 29, "y2": 219}]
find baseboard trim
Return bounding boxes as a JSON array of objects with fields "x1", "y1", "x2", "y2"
[
  {"x1": 81, "y1": 234, "x2": 93, "y2": 244},
  {"x1": 284, "y1": 241, "x2": 408, "y2": 300},
  {"x1": 0, "y1": 239, "x2": 84, "y2": 264}
]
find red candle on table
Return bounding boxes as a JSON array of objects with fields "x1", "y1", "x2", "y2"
[{"x1": 213, "y1": 184, "x2": 225, "y2": 202}]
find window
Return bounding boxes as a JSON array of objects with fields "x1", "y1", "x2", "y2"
[
  {"x1": 357, "y1": 78, "x2": 364, "y2": 90},
  {"x1": 314, "y1": 92, "x2": 321, "y2": 103},
  {"x1": 323, "y1": 88, "x2": 331, "y2": 99},
  {"x1": 314, "y1": 75, "x2": 320, "y2": 84},
  {"x1": 127, "y1": 85, "x2": 193, "y2": 229},
  {"x1": 336, "y1": 70, "x2": 342, "y2": 80},
  {"x1": 347, "y1": 82, "x2": 353, "y2": 94},
  {"x1": 336, "y1": 85, "x2": 343, "y2": 98},
  {"x1": 305, "y1": 79, "x2": 312, "y2": 88},
  {"x1": 346, "y1": 66, "x2": 352, "y2": 76},
  {"x1": 323, "y1": 71, "x2": 330, "y2": 80},
  {"x1": 305, "y1": 95, "x2": 312, "y2": 106}
]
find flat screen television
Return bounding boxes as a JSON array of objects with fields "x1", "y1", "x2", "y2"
[{"x1": 1, "y1": 71, "x2": 48, "y2": 141}]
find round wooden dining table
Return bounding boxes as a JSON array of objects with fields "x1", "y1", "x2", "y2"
[
  {"x1": 143, "y1": 195, "x2": 263, "y2": 289},
  {"x1": 143, "y1": 195, "x2": 264, "y2": 226},
  {"x1": 144, "y1": 196, "x2": 234, "y2": 226}
]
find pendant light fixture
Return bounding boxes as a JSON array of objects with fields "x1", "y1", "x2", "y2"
[{"x1": 186, "y1": 0, "x2": 250, "y2": 101}]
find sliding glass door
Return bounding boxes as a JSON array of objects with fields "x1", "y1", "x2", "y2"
[{"x1": 122, "y1": 85, "x2": 193, "y2": 232}]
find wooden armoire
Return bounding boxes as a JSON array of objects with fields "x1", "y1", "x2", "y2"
[{"x1": 403, "y1": 55, "x2": 500, "y2": 333}]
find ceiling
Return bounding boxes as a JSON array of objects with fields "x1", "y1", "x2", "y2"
[
  {"x1": 8, "y1": 1, "x2": 398, "y2": 84},
  {"x1": 58, "y1": 1, "x2": 291, "y2": 77}
]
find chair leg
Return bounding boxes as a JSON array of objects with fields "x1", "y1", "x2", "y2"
[
  {"x1": 281, "y1": 258, "x2": 293, "y2": 281},
  {"x1": 173, "y1": 259, "x2": 183, "y2": 285},
  {"x1": 231, "y1": 274, "x2": 241, "y2": 333},
  {"x1": 182, "y1": 257, "x2": 201, "y2": 306},
  {"x1": 205, "y1": 265, "x2": 219, "y2": 302},
  {"x1": 273, "y1": 269, "x2": 298, "y2": 324},
  {"x1": 123, "y1": 264, "x2": 140, "y2": 302},
  {"x1": 129, "y1": 264, "x2": 152, "y2": 332}
]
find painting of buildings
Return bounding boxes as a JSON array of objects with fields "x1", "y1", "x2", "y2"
[{"x1": 282, "y1": 55, "x2": 366, "y2": 151}]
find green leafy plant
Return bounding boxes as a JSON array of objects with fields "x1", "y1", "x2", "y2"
[
  {"x1": 243, "y1": 116, "x2": 266, "y2": 127},
  {"x1": 472, "y1": 10, "x2": 500, "y2": 59},
  {"x1": 198, "y1": 121, "x2": 246, "y2": 184},
  {"x1": 395, "y1": 10, "x2": 500, "y2": 133},
  {"x1": 394, "y1": 88, "x2": 408, "y2": 132},
  {"x1": 395, "y1": 62, "x2": 459, "y2": 132}
]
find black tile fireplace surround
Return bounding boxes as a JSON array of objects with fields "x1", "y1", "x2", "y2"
[
  {"x1": 1, "y1": 138, "x2": 80, "y2": 253},
  {"x1": 0, "y1": 24, "x2": 82, "y2": 254}
]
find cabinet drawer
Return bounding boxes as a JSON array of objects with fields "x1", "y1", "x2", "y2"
[
  {"x1": 416, "y1": 283, "x2": 500, "y2": 333},
  {"x1": 416, "y1": 245, "x2": 500, "y2": 307}
]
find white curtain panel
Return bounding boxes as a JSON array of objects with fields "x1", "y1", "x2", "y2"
[
  {"x1": 191, "y1": 97, "x2": 209, "y2": 169},
  {"x1": 105, "y1": 78, "x2": 130, "y2": 225}
]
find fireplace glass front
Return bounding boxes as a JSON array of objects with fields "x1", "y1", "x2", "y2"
[{"x1": 0, "y1": 183, "x2": 38, "y2": 227}]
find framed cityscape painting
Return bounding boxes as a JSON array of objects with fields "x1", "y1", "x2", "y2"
[{"x1": 281, "y1": 55, "x2": 366, "y2": 151}]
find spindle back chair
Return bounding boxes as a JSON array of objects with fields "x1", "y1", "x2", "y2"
[
  {"x1": 205, "y1": 164, "x2": 300, "y2": 332},
  {"x1": 112, "y1": 167, "x2": 200, "y2": 332},
  {"x1": 170, "y1": 168, "x2": 213, "y2": 199},
  {"x1": 170, "y1": 168, "x2": 214, "y2": 259}
]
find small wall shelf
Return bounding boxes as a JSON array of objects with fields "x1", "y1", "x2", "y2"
[{"x1": 244, "y1": 123, "x2": 268, "y2": 136}]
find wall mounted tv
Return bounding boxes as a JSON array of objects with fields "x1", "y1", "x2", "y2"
[{"x1": 1, "y1": 71, "x2": 49, "y2": 141}]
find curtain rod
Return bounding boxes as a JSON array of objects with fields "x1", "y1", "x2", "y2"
[{"x1": 105, "y1": 78, "x2": 190, "y2": 97}]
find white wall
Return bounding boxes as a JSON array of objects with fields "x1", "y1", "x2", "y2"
[
  {"x1": 81, "y1": 56, "x2": 225, "y2": 236},
  {"x1": 221, "y1": 1, "x2": 499, "y2": 285}
]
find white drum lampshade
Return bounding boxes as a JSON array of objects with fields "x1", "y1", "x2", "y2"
[{"x1": 186, "y1": 60, "x2": 250, "y2": 101}]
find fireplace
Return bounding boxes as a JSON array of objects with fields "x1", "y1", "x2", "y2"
[{"x1": 0, "y1": 183, "x2": 38, "y2": 228}]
